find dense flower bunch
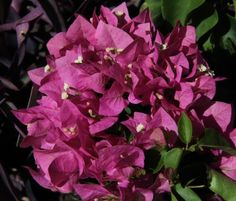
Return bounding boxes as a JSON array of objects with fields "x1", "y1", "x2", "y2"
[{"x1": 14, "y1": 3, "x2": 236, "y2": 201}]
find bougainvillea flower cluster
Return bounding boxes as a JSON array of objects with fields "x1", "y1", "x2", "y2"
[{"x1": 14, "y1": 3, "x2": 236, "y2": 201}]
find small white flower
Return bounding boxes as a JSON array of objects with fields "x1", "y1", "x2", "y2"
[
  {"x1": 127, "y1": 64, "x2": 133, "y2": 69},
  {"x1": 61, "y1": 91, "x2": 69, "y2": 99},
  {"x1": 120, "y1": 154, "x2": 125, "y2": 158},
  {"x1": 105, "y1": 47, "x2": 115, "y2": 52},
  {"x1": 116, "y1": 48, "x2": 123, "y2": 53},
  {"x1": 207, "y1": 70, "x2": 215, "y2": 77},
  {"x1": 63, "y1": 83, "x2": 70, "y2": 91},
  {"x1": 115, "y1": 11, "x2": 124, "y2": 16},
  {"x1": 198, "y1": 64, "x2": 208, "y2": 72},
  {"x1": 160, "y1": 43, "x2": 167, "y2": 50},
  {"x1": 136, "y1": 123, "x2": 145, "y2": 133},
  {"x1": 44, "y1": 64, "x2": 51, "y2": 73},
  {"x1": 74, "y1": 56, "x2": 83, "y2": 64},
  {"x1": 88, "y1": 109, "x2": 96, "y2": 118},
  {"x1": 156, "y1": 92, "x2": 163, "y2": 100},
  {"x1": 125, "y1": 73, "x2": 132, "y2": 79}
]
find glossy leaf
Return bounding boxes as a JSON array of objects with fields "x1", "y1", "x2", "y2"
[
  {"x1": 125, "y1": 107, "x2": 132, "y2": 115},
  {"x1": 202, "y1": 34, "x2": 214, "y2": 52},
  {"x1": 174, "y1": 183, "x2": 202, "y2": 201},
  {"x1": 196, "y1": 9, "x2": 218, "y2": 39},
  {"x1": 171, "y1": 192, "x2": 178, "y2": 201},
  {"x1": 152, "y1": 149, "x2": 167, "y2": 174},
  {"x1": 178, "y1": 112, "x2": 193, "y2": 145},
  {"x1": 141, "y1": 0, "x2": 162, "y2": 23},
  {"x1": 161, "y1": 0, "x2": 205, "y2": 26},
  {"x1": 198, "y1": 128, "x2": 236, "y2": 156},
  {"x1": 164, "y1": 148, "x2": 183, "y2": 169},
  {"x1": 220, "y1": 14, "x2": 236, "y2": 54},
  {"x1": 209, "y1": 169, "x2": 236, "y2": 201}
]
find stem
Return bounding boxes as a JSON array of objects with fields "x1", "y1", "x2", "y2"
[
  {"x1": 187, "y1": 185, "x2": 206, "y2": 189},
  {"x1": 185, "y1": 143, "x2": 189, "y2": 150},
  {"x1": 185, "y1": 178, "x2": 197, "y2": 186}
]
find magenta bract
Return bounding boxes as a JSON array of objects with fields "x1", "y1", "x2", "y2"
[{"x1": 13, "y1": 2, "x2": 236, "y2": 200}]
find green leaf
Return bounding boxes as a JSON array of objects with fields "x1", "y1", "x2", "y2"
[
  {"x1": 152, "y1": 149, "x2": 166, "y2": 173},
  {"x1": 164, "y1": 148, "x2": 183, "y2": 169},
  {"x1": 208, "y1": 169, "x2": 236, "y2": 201},
  {"x1": 124, "y1": 107, "x2": 132, "y2": 115},
  {"x1": 202, "y1": 34, "x2": 214, "y2": 52},
  {"x1": 171, "y1": 192, "x2": 178, "y2": 201},
  {"x1": 220, "y1": 14, "x2": 236, "y2": 54},
  {"x1": 145, "y1": 147, "x2": 165, "y2": 173},
  {"x1": 152, "y1": 157, "x2": 164, "y2": 173},
  {"x1": 198, "y1": 128, "x2": 236, "y2": 156},
  {"x1": 161, "y1": 0, "x2": 205, "y2": 26},
  {"x1": 196, "y1": 9, "x2": 218, "y2": 39},
  {"x1": 174, "y1": 183, "x2": 202, "y2": 201},
  {"x1": 178, "y1": 112, "x2": 193, "y2": 145},
  {"x1": 141, "y1": 0, "x2": 162, "y2": 23}
]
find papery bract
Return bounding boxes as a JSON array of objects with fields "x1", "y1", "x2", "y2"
[
  {"x1": 29, "y1": 142, "x2": 85, "y2": 193},
  {"x1": 13, "y1": 2, "x2": 236, "y2": 200}
]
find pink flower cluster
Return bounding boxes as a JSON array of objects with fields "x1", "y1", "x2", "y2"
[{"x1": 14, "y1": 3, "x2": 236, "y2": 201}]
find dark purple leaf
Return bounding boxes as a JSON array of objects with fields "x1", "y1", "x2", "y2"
[
  {"x1": 0, "y1": 76, "x2": 19, "y2": 91},
  {"x1": 0, "y1": 163, "x2": 20, "y2": 201},
  {"x1": 32, "y1": 0, "x2": 66, "y2": 32}
]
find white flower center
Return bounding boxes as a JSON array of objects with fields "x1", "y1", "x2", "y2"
[
  {"x1": 136, "y1": 123, "x2": 145, "y2": 133},
  {"x1": 127, "y1": 64, "x2": 133, "y2": 69},
  {"x1": 105, "y1": 47, "x2": 123, "y2": 54},
  {"x1": 115, "y1": 11, "x2": 124, "y2": 16},
  {"x1": 198, "y1": 64, "x2": 215, "y2": 77},
  {"x1": 44, "y1": 64, "x2": 51, "y2": 73},
  {"x1": 160, "y1": 43, "x2": 167, "y2": 50},
  {"x1": 104, "y1": 55, "x2": 113, "y2": 61},
  {"x1": 116, "y1": 48, "x2": 123, "y2": 53},
  {"x1": 156, "y1": 92, "x2": 163, "y2": 100},
  {"x1": 120, "y1": 154, "x2": 125, "y2": 159},
  {"x1": 74, "y1": 56, "x2": 83, "y2": 64},
  {"x1": 125, "y1": 73, "x2": 132, "y2": 79},
  {"x1": 61, "y1": 91, "x2": 69, "y2": 99},
  {"x1": 63, "y1": 83, "x2": 70, "y2": 91},
  {"x1": 88, "y1": 109, "x2": 96, "y2": 118},
  {"x1": 63, "y1": 127, "x2": 76, "y2": 136},
  {"x1": 198, "y1": 64, "x2": 208, "y2": 72},
  {"x1": 207, "y1": 70, "x2": 215, "y2": 77},
  {"x1": 105, "y1": 47, "x2": 115, "y2": 52}
]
